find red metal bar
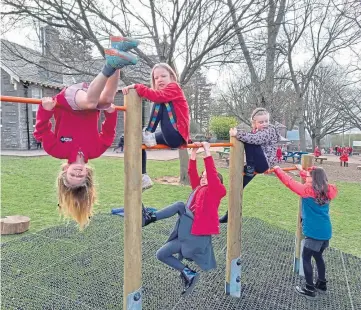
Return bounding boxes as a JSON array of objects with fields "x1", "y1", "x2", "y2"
[
  {"x1": 142, "y1": 142, "x2": 233, "y2": 150},
  {"x1": 0, "y1": 95, "x2": 127, "y2": 111}
]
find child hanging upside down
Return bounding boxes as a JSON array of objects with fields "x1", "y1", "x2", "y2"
[
  {"x1": 273, "y1": 165, "x2": 337, "y2": 300},
  {"x1": 219, "y1": 107, "x2": 281, "y2": 223},
  {"x1": 122, "y1": 63, "x2": 190, "y2": 191},
  {"x1": 142, "y1": 142, "x2": 226, "y2": 296},
  {"x1": 34, "y1": 36, "x2": 139, "y2": 229}
]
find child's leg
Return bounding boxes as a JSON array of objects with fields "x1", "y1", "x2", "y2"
[
  {"x1": 97, "y1": 69, "x2": 121, "y2": 109},
  {"x1": 156, "y1": 239, "x2": 186, "y2": 271},
  {"x1": 313, "y1": 247, "x2": 326, "y2": 281},
  {"x1": 155, "y1": 202, "x2": 186, "y2": 220},
  {"x1": 145, "y1": 104, "x2": 162, "y2": 132},
  {"x1": 302, "y1": 246, "x2": 315, "y2": 286}
]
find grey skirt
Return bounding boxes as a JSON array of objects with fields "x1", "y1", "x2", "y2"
[{"x1": 304, "y1": 237, "x2": 329, "y2": 252}]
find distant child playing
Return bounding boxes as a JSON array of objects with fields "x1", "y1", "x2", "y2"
[
  {"x1": 273, "y1": 165, "x2": 338, "y2": 300},
  {"x1": 219, "y1": 107, "x2": 280, "y2": 223},
  {"x1": 34, "y1": 36, "x2": 139, "y2": 229},
  {"x1": 143, "y1": 142, "x2": 226, "y2": 296},
  {"x1": 122, "y1": 63, "x2": 190, "y2": 191}
]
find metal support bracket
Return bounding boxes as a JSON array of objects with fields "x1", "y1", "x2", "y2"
[
  {"x1": 126, "y1": 287, "x2": 142, "y2": 310},
  {"x1": 225, "y1": 257, "x2": 242, "y2": 297}
]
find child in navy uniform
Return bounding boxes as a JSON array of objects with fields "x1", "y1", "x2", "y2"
[
  {"x1": 273, "y1": 165, "x2": 338, "y2": 300},
  {"x1": 143, "y1": 142, "x2": 226, "y2": 296},
  {"x1": 220, "y1": 107, "x2": 280, "y2": 223}
]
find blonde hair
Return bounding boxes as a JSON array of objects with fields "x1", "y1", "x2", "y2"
[
  {"x1": 57, "y1": 163, "x2": 96, "y2": 229},
  {"x1": 150, "y1": 63, "x2": 178, "y2": 89},
  {"x1": 250, "y1": 107, "x2": 269, "y2": 129}
]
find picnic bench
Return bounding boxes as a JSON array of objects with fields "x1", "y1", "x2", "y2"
[
  {"x1": 217, "y1": 147, "x2": 230, "y2": 159},
  {"x1": 315, "y1": 156, "x2": 328, "y2": 164},
  {"x1": 283, "y1": 151, "x2": 308, "y2": 164}
]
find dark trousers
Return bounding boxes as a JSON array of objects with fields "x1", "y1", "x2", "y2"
[
  {"x1": 303, "y1": 246, "x2": 327, "y2": 286},
  {"x1": 142, "y1": 104, "x2": 184, "y2": 174},
  {"x1": 155, "y1": 202, "x2": 186, "y2": 271},
  {"x1": 243, "y1": 143, "x2": 269, "y2": 188}
]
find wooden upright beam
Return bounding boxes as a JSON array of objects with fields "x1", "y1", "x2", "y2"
[
  {"x1": 123, "y1": 89, "x2": 142, "y2": 309},
  {"x1": 225, "y1": 138, "x2": 244, "y2": 297}
]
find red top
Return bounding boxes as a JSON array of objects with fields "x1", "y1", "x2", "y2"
[
  {"x1": 188, "y1": 156, "x2": 227, "y2": 235},
  {"x1": 33, "y1": 88, "x2": 117, "y2": 163},
  {"x1": 274, "y1": 167, "x2": 338, "y2": 199},
  {"x1": 340, "y1": 152, "x2": 349, "y2": 162},
  {"x1": 314, "y1": 147, "x2": 321, "y2": 157},
  {"x1": 276, "y1": 147, "x2": 283, "y2": 158},
  {"x1": 134, "y1": 82, "x2": 190, "y2": 143}
]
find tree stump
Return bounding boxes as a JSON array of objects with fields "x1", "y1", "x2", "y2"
[{"x1": 0, "y1": 215, "x2": 30, "y2": 235}]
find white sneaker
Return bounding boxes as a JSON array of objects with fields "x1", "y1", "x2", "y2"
[
  {"x1": 142, "y1": 130, "x2": 157, "y2": 147},
  {"x1": 142, "y1": 174, "x2": 153, "y2": 191}
]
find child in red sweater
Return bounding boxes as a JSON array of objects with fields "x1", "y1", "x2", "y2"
[
  {"x1": 122, "y1": 63, "x2": 190, "y2": 191},
  {"x1": 143, "y1": 142, "x2": 226, "y2": 296},
  {"x1": 34, "y1": 36, "x2": 138, "y2": 229},
  {"x1": 340, "y1": 150, "x2": 349, "y2": 167},
  {"x1": 276, "y1": 145, "x2": 283, "y2": 163}
]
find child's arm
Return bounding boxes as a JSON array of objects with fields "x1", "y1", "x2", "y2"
[
  {"x1": 33, "y1": 98, "x2": 69, "y2": 159},
  {"x1": 274, "y1": 166, "x2": 312, "y2": 197},
  {"x1": 236, "y1": 126, "x2": 279, "y2": 145},
  {"x1": 188, "y1": 144, "x2": 201, "y2": 189},
  {"x1": 98, "y1": 105, "x2": 118, "y2": 147},
  {"x1": 204, "y1": 155, "x2": 227, "y2": 198},
  {"x1": 134, "y1": 82, "x2": 184, "y2": 103}
]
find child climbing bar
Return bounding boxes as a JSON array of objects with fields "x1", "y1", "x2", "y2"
[
  {"x1": 122, "y1": 63, "x2": 190, "y2": 191},
  {"x1": 34, "y1": 36, "x2": 139, "y2": 229},
  {"x1": 273, "y1": 164, "x2": 338, "y2": 300},
  {"x1": 219, "y1": 107, "x2": 280, "y2": 223},
  {"x1": 142, "y1": 142, "x2": 226, "y2": 296}
]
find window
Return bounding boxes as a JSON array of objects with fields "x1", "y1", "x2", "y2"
[{"x1": 31, "y1": 87, "x2": 42, "y2": 127}]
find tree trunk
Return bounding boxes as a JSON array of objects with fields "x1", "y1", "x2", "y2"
[
  {"x1": 179, "y1": 149, "x2": 190, "y2": 185},
  {"x1": 298, "y1": 121, "x2": 307, "y2": 151}
]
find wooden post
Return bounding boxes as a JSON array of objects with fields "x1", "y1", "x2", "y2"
[
  {"x1": 225, "y1": 138, "x2": 244, "y2": 297},
  {"x1": 123, "y1": 90, "x2": 143, "y2": 310},
  {"x1": 293, "y1": 154, "x2": 313, "y2": 275}
]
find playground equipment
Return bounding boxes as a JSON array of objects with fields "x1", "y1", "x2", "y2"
[{"x1": 1, "y1": 93, "x2": 305, "y2": 310}]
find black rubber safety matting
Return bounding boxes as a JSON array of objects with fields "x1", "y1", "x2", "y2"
[{"x1": 1, "y1": 214, "x2": 360, "y2": 310}]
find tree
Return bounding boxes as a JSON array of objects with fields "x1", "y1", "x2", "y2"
[
  {"x1": 282, "y1": 0, "x2": 361, "y2": 150},
  {"x1": 209, "y1": 116, "x2": 238, "y2": 141}
]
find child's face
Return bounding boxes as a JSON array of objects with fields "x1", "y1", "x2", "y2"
[
  {"x1": 253, "y1": 114, "x2": 269, "y2": 131},
  {"x1": 153, "y1": 67, "x2": 174, "y2": 90},
  {"x1": 65, "y1": 163, "x2": 87, "y2": 187},
  {"x1": 200, "y1": 171, "x2": 208, "y2": 186}
]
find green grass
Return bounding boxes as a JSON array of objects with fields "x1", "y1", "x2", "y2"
[{"x1": 1, "y1": 156, "x2": 361, "y2": 257}]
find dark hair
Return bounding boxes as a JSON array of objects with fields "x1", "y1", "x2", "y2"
[
  {"x1": 310, "y1": 168, "x2": 329, "y2": 205},
  {"x1": 200, "y1": 171, "x2": 224, "y2": 184}
]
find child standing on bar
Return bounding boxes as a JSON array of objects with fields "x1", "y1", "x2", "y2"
[
  {"x1": 142, "y1": 142, "x2": 226, "y2": 296},
  {"x1": 34, "y1": 36, "x2": 138, "y2": 229},
  {"x1": 273, "y1": 165, "x2": 337, "y2": 300},
  {"x1": 122, "y1": 63, "x2": 190, "y2": 191},
  {"x1": 220, "y1": 107, "x2": 280, "y2": 223}
]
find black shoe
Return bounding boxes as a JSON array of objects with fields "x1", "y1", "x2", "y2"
[
  {"x1": 142, "y1": 204, "x2": 157, "y2": 227},
  {"x1": 295, "y1": 284, "x2": 317, "y2": 300},
  {"x1": 219, "y1": 212, "x2": 228, "y2": 223},
  {"x1": 180, "y1": 266, "x2": 200, "y2": 297},
  {"x1": 315, "y1": 279, "x2": 327, "y2": 294},
  {"x1": 244, "y1": 165, "x2": 255, "y2": 177}
]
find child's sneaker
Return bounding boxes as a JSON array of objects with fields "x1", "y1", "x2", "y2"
[
  {"x1": 180, "y1": 266, "x2": 200, "y2": 297},
  {"x1": 315, "y1": 279, "x2": 327, "y2": 294},
  {"x1": 142, "y1": 174, "x2": 153, "y2": 191},
  {"x1": 142, "y1": 130, "x2": 157, "y2": 147},
  {"x1": 110, "y1": 36, "x2": 139, "y2": 52},
  {"x1": 244, "y1": 165, "x2": 255, "y2": 177},
  {"x1": 295, "y1": 284, "x2": 318, "y2": 300},
  {"x1": 142, "y1": 205, "x2": 157, "y2": 227},
  {"x1": 104, "y1": 49, "x2": 137, "y2": 69}
]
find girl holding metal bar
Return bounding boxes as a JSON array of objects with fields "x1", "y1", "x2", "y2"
[
  {"x1": 122, "y1": 63, "x2": 190, "y2": 191},
  {"x1": 34, "y1": 37, "x2": 138, "y2": 229},
  {"x1": 219, "y1": 107, "x2": 281, "y2": 223},
  {"x1": 273, "y1": 165, "x2": 337, "y2": 300}
]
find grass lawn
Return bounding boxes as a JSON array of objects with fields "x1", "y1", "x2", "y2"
[{"x1": 1, "y1": 156, "x2": 361, "y2": 257}]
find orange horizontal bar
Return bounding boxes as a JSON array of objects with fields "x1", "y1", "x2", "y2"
[
  {"x1": 142, "y1": 142, "x2": 233, "y2": 150},
  {"x1": 0, "y1": 95, "x2": 126, "y2": 111},
  {"x1": 263, "y1": 166, "x2": 298, "y2": 174}
]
